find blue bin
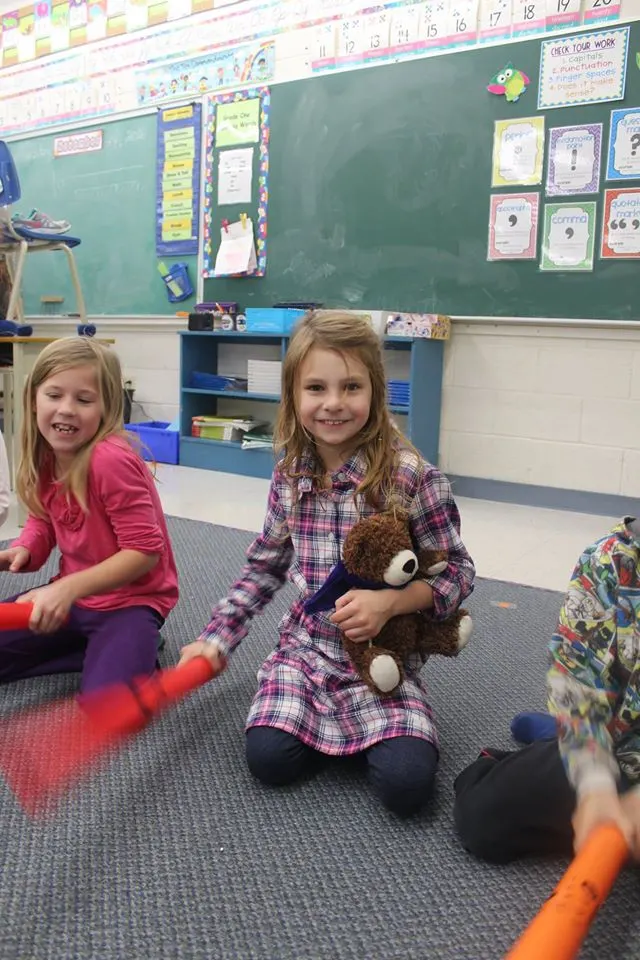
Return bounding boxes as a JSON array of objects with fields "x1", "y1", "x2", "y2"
[
  {"x1": 245, "y1": 308, "x2": 305, "y2": 333},
  {"x1": 125, "y1": 421, "x2": 179, "y2": 464}
]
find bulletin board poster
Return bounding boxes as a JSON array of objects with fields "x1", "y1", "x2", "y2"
[
  {"x1": 538, "y1": 26, "x2": 629, "y2": 109},
  {"x1": 202, "y1": 87, "x2": 270, "y2": 278},
  {"x1": 601, "y1": 188, "x2": 640, "y2": 258},
  {"x1": 606, "y1": 108, "x2": 640, "y2": 180},
  {"x1": 492, "y1": 117, "x2": 545, "y2": 187},
  {"x1": 156, "y1": 102, "x2": 202, "y2": 257},
  {"x1": 540, "y1": 202, "x2": 597, "y2": 271},
  {"x1": 488, "y1": 193, "x2": 539, "y2": 260},
  {"x1": 546, "y1": 124, "x2": 602, "y2": 196}
]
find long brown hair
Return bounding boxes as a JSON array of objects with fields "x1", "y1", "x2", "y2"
[
  {"x1": 17, "y1": 338, "x2": 129, "y2": 517},
  {"x1": 274, "y1": 310, "x2": 417, "y2": 508}
]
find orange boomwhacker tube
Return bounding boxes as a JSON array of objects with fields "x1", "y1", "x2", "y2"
[{"x1": 505, "y1": 823, "x2": 628, "y2": 960}]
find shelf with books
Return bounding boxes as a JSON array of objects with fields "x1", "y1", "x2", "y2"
[{"x1": 179, "y1": 331, "x2": 443, "y2": 478}]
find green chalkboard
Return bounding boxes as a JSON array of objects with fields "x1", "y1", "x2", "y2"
[
  {"x1": 205, "y1": 22, "x2": 640, "y2": 320},
  {"x1": 10, "y1": 115, "x2": 196, "y2": 316}
]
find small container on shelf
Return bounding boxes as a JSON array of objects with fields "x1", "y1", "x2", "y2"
[
  {"x1": 125, "y1": 421, "x2": 179, "y2": 464},
  {"x1": 245, "y1": 308, "x2": 305, "y2": 334},
  {"x1": 195, "y1": 301, "x2": 238, "y2": 318},
  {"x1": 190, "y1": 372, "x2": 248, "y2": 391}
]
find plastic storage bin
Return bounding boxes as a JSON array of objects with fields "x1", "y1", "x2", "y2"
[
  {"x1": 125, "y1": 421, "x2": 179, "y2": 464},
  {"x1": 245, "y1": 308, "x2": 305, "y2": 333}
]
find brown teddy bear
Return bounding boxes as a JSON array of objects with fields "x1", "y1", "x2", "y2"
[{"x1": 304, "y1": 511, "x2": 472, "y2": 697}]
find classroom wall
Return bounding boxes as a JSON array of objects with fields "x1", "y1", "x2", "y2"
[
  {"x1": 440, "y1": 321, "x2": 640, "y2": 503},
  {"x1": 4, "y1": 1, "x2": 640, "y2": 508},
  {"x1": 26, "y1": 316, "x2": 640, "y2": 508}
]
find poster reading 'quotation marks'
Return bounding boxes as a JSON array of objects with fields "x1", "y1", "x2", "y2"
[{"x1": 601, "y1": 188, "x2": 640, "y2": 258}]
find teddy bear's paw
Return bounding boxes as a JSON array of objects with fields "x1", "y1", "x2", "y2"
[
  {"x1": 425, "y1": 560, "x2": 447, "y2": 576},
  {"x1": 369, "y1": 654, "x2": 401, "y2": 693},
  {"x1": 457, "y1": 615, "x2": 473, "y2": 651}
]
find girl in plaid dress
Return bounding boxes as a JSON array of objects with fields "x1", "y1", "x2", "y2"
[{"x1": 181, "y1": 311, "x2": 475, "y2": 814}]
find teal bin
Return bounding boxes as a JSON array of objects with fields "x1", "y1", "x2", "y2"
[
  {"x1": 245, "y1": 308, "x2": 305, "y2": 333},
  {"x1": 125, "y1": 421, "x2": 179, "y2": 464}
]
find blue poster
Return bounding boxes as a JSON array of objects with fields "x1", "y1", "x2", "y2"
[
  {"x1": 606, "y1": 107, "x2": 640, "y2": 181},
  {"x1": 156, "y1": 102, "x2": 202, "y2": 257}
]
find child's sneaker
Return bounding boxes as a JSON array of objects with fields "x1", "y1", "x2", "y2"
[
  {"x1": 11, "y1": 208, "x2": 70, "y2": 234},
  {"x1": 510, "y1": 711, "x2": 557, "y2": 744}
]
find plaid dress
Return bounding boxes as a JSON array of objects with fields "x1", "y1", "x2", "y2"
[{"x1": 200, "y1": 448, "x2": 475, "y2": 755}]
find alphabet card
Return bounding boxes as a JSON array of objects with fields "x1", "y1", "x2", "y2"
[
  {"x1": 601, "y1": 188, "x2": 640, "y2": 258},
  {"x1": 607, "y1": 107, "x2": 640, "y2": 179},
  {"x1": 540, "y1": 202, "x2": 596, "y2": 270}
]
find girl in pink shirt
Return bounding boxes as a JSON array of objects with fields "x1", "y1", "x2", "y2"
[{"x1": 0, "y1": 337, "x2": 178, "y2": 693}]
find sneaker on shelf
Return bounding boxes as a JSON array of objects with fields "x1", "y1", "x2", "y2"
[{"x1": 11, "y1": 208, "x2": 71, "y2": 234}]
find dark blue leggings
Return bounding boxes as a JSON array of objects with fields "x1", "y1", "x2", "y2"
[{"x1": 246, "y1": 726, "x2": 438, "y2": 817}]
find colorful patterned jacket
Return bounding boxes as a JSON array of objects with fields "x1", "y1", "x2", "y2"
[{"x1": 548, "y1": 518, "x2": 640, "y2": 795}]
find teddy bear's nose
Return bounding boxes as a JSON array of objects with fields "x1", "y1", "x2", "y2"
[{"x1": 403, "y1": 558, "x2": 417, "y2": 574}]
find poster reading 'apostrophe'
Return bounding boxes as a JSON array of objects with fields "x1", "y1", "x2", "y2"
[{"x1": 488, "y1": 193, "x2": 539, "y2": 260}]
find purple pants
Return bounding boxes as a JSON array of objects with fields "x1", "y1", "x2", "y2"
[{"x1": 0, "y1": 596, "x2": 163, "y2": 694}]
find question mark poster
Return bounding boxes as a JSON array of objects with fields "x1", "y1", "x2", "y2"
[
  {"x1": 540, "y1": 202, "x2": 596, "y2": 271},
  {"x1": 546, "y1": 124, "x2": 602, "y2": 196},
  {"x1": 601, "y1": 188, "x2": 640, "y2": 258},
  {"x1": 488, "y1": 193, "x2": 539, "y2": 260},
  {"x1": 607, "y1": 108, "x2": 640, "y2": 179}
]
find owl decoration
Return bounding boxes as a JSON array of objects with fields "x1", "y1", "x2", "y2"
[{"x1": 487, "y1": 63, "x2": 530, "y2": 103}]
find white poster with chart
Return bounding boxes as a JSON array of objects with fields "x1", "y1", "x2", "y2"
[
  {"x1": 546, "y1": 124, "x2": 602, "y2": 195},
  {"x1": 492, "y1": 116, "x2": 545, "y2": 186},
  {"x1": 217, "y1": 148, "x2": 253, "y2": 205},
  {"x1": 488, "y1": 193, "x2": 539, "y2": 259},
  {"x1": 607, "y1": 108, "x2": 640, "y2": 180},
  {"x1": 538, "y1": 26, "x2": 629, "y2": 109},
  {"x1": 540, "y1": 202, "x2": 597, "y2": 270}
]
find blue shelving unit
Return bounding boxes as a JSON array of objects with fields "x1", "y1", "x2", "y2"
[{"x1": 179, "y1": 330, "x2": 444, "y2": 479}]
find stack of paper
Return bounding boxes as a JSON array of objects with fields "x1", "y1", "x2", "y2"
[
  {"x1": 214, "y1": 217, "x2": 257, "y2": 277},
  {"x1": 242, "y1": 425, "x2": 274, "y2": 450},
  {"x1": 247, "y1": 360, "x2": 282, "y2": 395}
]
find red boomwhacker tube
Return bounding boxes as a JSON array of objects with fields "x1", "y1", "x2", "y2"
[{"x1": 0, "y1": 655, "x2": 218, "y2": 814}]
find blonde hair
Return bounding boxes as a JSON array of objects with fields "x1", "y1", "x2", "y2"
[
  {"x1": 17, "y1": 337, "x2": 128, "y2": 516},
  {"x1": 274, "y1": 310, "x2": 417, "y2": 508}
]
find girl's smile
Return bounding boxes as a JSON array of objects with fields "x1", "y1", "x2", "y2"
[
  {"x1": 298, "y1": 346, "x2": 372, "y2": 469},
  {"x1": 35, "y1": 364, "x2": 102, "y2": 468}
]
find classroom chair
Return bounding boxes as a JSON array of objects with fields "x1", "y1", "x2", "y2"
[{"x1": 0, "y1": 140, "x2": 87, "y2": 326}]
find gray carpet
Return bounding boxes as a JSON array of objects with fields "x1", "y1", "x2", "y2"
[{"x1": 0, "y1": 517, "x2": 638, "y2": 960}]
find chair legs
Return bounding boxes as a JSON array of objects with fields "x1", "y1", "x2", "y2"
[
  {"x1": 5, "y1": 243, "x2": 27, "y2": 324},
  {"x1": 61, "y1": 244, "x2": 87, "y2": 323},
  {"x1": 2, "y1": 241, "x2": 86, "y2": 324}
]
